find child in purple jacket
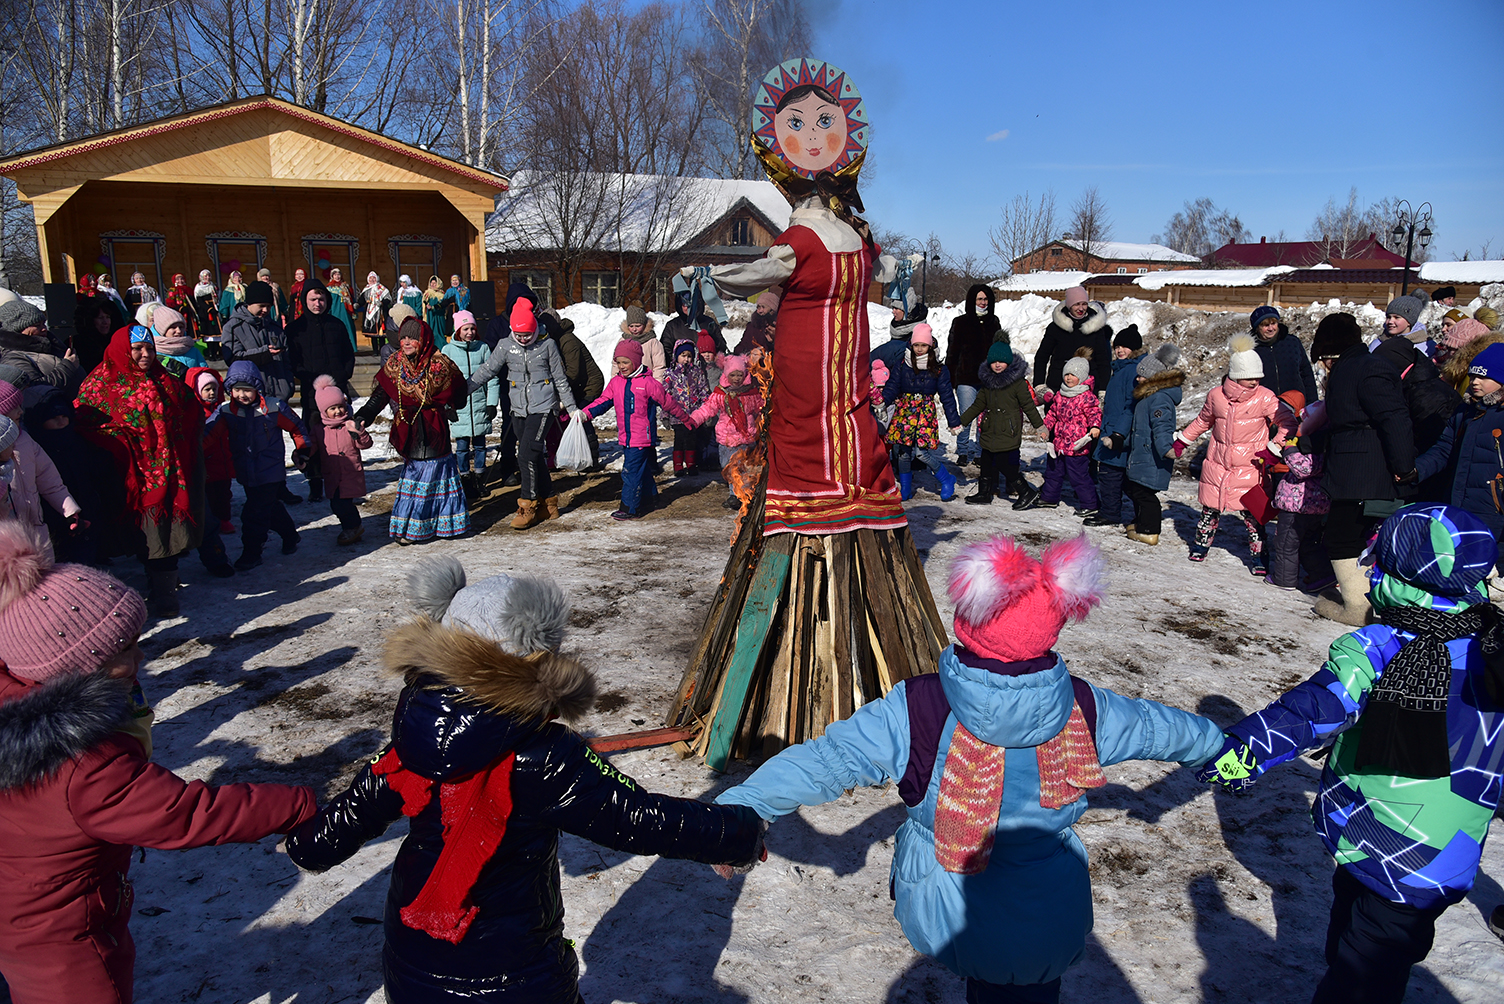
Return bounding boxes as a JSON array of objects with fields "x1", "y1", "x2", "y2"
[
  {"x1": 580, "y1": 338, "x2": 691, "y2": 521},
  {"x1": 1269, "y1": 398, "x2": 1335, "y2": 591}
]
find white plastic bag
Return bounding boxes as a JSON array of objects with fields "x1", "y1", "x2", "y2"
[{"x1": 556, "y1": 415, "x2": 593, "y2": 471}]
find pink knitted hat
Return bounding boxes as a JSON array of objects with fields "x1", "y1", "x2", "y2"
[
  {"x1": 947, "y1": 534, "x2": 1105, "y2": 661},
  {"x1": 613, "y1": 338, "x2": 644, "y2": 369},
  {"x1": 150, "y1": 305, "x2": 187, "y2": 336},
  {"x1": 910, "y1": 323, "x2": 936, "y2": 347},
  {"x1": 0, "y1": 523, "x2": 147, "y2": 682},
  {"x1": 0, "y1": 379, "x2": 20, "y2": 416},
  {"x1": 313, "y1": 374, "x2": 347, "y2": 413},
  {"x1": 451, "y1": 310, "x2": 476, "y2": 331},
  {"x1": 1442, "y1": 317, "x2": 1490, "y2": 350},
  {"x1": 1064, "y1": 286, "x2": 1089, "y2": 307},
  {"x1": 720, "y1": 354, "x2": 748, "y2": 387}
]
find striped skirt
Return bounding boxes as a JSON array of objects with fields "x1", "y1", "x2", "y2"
[{"x1": 389, "y1": 455, "x2": 469, "y2": 541}]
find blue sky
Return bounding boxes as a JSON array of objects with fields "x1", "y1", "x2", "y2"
[{"x1": 804, "y1": 0, "x2": 1504, "y2": 265}]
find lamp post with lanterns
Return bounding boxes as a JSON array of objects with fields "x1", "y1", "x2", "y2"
[{"x1": 1391, "y1": 201, "x2": 1433, "y2": 298}]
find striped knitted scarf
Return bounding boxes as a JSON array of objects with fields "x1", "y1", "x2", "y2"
[{"x1": 933, "y1": 702, "x2": 1104, "y2": 875}]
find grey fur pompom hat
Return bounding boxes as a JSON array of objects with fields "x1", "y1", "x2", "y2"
[
  {"x1": 406, "y1": 557, "x2": 570, "y2": 655},
  {"x1": 1135, "y1": 343, "x2": 1181, "y2": 382}
]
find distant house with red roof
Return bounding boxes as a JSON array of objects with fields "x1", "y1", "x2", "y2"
[{"x1": 1205, "y1": 235, "x2": 1410, "y2": 269}]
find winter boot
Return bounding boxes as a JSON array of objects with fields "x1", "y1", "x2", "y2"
[
  {"x1": 1125, "y1": 529, "x2": 1160, "y2": 546},
  {"x1": 147, "y1": 569, "x2": 180, "y2": 618},
  {"x1": 936, "y1": 465, "x2": 958, "y2": 502},
  {"x1": 723, "y1": 494, "x2": 741, "y2": 509},
  {"x1": 542, "y1": 496, "x2": 561, "y2": 521},
  {"x1": 460, "y1": 472, "x2": 480, "y2": 501},
  {"x1": 336, "y1": 525, "x2": 364, "y2": 546},
  {"x1": 899, "y1": 472, "x2": 914, "y2": 501},
  {"x1": 1313, "y1": 557, "x2": 1372, "y2": 626},
  {"x1": 512, "y1": 498, "x2": 542, "y2": 530},
  {"x1": 306, "y1": 478, "x2": 324, "y2": 504},
  {"x1": 234, "y1": 550, "x2": 263, "y2": 571},
  {"x1": 965, "y1": 484, "x2": 994, "y2": 505},
  {"x1": 1011, "y1": 485, "x2": 1041, "y2": 510},
  {"x1": 1082, "y1": 512, "x2": 1119, "y2": 527},
  {"x1": 279, "y1": 485, "x2": 303, "y2": 505},
  {"x1": 672, "y1": 451, "x2": 685, "y2": 475}
]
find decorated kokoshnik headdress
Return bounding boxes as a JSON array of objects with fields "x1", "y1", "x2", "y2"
[{"x1": 751, "y1": 58, "x2": 870, "y2": 220}]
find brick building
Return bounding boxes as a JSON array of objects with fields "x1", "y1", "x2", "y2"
[{"x1": 1010, "y1": 239, "x2": 1199, "y2": 276}]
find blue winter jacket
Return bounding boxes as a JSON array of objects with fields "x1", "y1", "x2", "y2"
[
  {"x1": 1415, "y1": 400, "x2": 1504, "y2": 560},
  {"x1": 881, "y1": 353, "x2": 961, "y2": 427},
  {"x1": 716, "y1": 646, "x2": 1221, "y2": 986},
  {"x1": 1126, "y1": 371, "x2": 1183, "y2": 491},
  {"x1": 1092, "y1": 354, "x2": 1142, "y2": 468},
  {"x1": 441, "y1": 340, "x2": 500, "y2": 441},
  {"x1": 207, "y1": 363, "x2": 310, "y2": 487}
]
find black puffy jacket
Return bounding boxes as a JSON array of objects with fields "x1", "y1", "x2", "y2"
[
  {"x1": 286, "y1": 284, "x2": 356, "y2": 384},
  {"x1": 286, "y1": 619, "x2": 762, "y2": 1004},
  {"x1": 1318, "y1": 343, "x2": 1416, "y2": 501},
  {"x1": 944, "y1": 283, "x2": 1003, "y2": 389},
  {"x1": 1033, "y1": 302, "x2": 1112, "y2": 391},
  {"x1": 1253, "y1": 324, "x2": 1319, "y2": 404}
]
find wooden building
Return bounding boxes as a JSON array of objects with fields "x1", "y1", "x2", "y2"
[
  {"x1": 0, "y1": 96, "x2": 506, "y2": 294},
  {"x1": 1010, "y1": 238, "x2": 1199, "y2": 276}
]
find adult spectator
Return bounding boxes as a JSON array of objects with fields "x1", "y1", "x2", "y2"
[
  {"x1": 945, "y1": 284, "x2": 1004, "y2": 466},
  {"x1": 1249, "y1": 305, "x2": 1318, "y2": 403},
  {"x1": 661, "y1": 289, "x2": 725, "y2": 360},
  {"x1": 1373, "y1": 337, "x2": 1461, "y2": 501},
  {"x1": 1431, "y1": 286, "x2": 1457, "y2": 307},
  {"x1": 221, "y1": 280, "x2": 294, "y2": 401},
  {"x1": 548, "y1": 316, "x2": 605, "y2": 469},
  {"x1": 74, "y1": 325, "x2": 204, "y2": 617},
  {"x1": 1, "y1": 298, "x2": 82, "y2": 398},
  {"x1": 287, "y1": 279, "x2": 358, "y2": 503},
  {"x1": 71, "y1": 298, "x2": 118, "y2": 375},
  {"x1": 1033, "y1": 286, "x2": 1112, "y2": 392},
  {"x1": 871, "y1": 291, "x2": 927, "y2": 371},
  {"x1": 1308, "y1": 312, "x2": 1416, "y2": 626}
]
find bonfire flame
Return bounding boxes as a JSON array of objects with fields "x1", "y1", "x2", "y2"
[{"x1": 724, "y1": 350, "x2": 775, "y2": 545}]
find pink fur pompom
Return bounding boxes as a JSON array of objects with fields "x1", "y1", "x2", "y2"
[
  {"x1": 0, "y1": 521, "x2": 51, "y2": 612},
  {"x1": 312, "y1": 374, "x2": 337, "y2": 391},
  {"x1": 1039, "y1": 534, "x2": 1106, "y2": 621},
  {"x1": 947, "y1": 536, "x2": 1040, "y2": 626}
]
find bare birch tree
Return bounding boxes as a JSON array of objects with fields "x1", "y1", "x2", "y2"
[
  {"x1": 988, "y1": 189, "x2": 1057, "y2": 275},
  {"x1": 1067, "y1": 185, "x2": 1113, "y2": 270}
]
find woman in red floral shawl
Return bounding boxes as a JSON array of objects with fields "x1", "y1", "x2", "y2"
[
  {"x1": 354, "y1": 317, "x2": 470, "y2": 543},
  {"x1": 74, "y1": 325, "x2": 205, "y2": 616}
]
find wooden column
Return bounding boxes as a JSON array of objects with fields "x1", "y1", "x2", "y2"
[{"x1": 35, "y1": 223, "x2": 52, "y2": 282}]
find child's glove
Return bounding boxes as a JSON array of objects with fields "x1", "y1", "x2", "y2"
[
  {"x1": 1071, "y1": 434, "x2": 1094, "y2": 452},
  {"x1": 484, "y1": 405, "x2": 498, "y2": 422},
  {"x1": 290, "y1": 446, "x2": 312, "y2": 471},
  {"x1": 1254, "y1": 448, "x2": 1278, "y2": 468},
  {"x1": 1105, "y1": 433, "x2": 1125, "y2": 452},
  {"x1": 712, "y1": 818, "x2": 770, "y2": 879},
  {"x1": 67, "y1": 514, "x2": 90, "y2": 536},
  {"x1": 1196, "y1": 735, "x2": 1262, "y2": 793},
  {"x1": 1169, "y1": 439, "x2": 1187, "y2": 459},
  {"x1": 1045, "y1": 442, "x2": 1058, "y2": 459}
]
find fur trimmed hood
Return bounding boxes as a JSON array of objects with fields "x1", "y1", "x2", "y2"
[
  {"x1": 964, "y1": 283, "x2": 995, "y2": 318},
  {"x1": 620, "y1": 318, "x2": 657, "y2": 340},
  {"x1": 1051, "y1": 301, "x2": 1108, "y2": 337},
  {"x1": 975, "y1": 357, "x2": 1029, "y2": 390},
  {"x1": 384, "y1": 617, "x2": 597, "y2": 724},
  {"x1": 1133, "y1": 367, "x2": 1186, "y2": 400},
  {"x1": 0, "y1": 671, "x2": 132, "y2": 791}
]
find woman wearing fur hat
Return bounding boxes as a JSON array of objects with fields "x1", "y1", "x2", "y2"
[
  {"x1": 715, "y1": 534, "x2": 1222, "y2": 1004},
  {"x1": 1121, "y1": 344, "x2": 1185, "y2": 545},
  {"x1": 957, "y1": 340, "x2": 1043, "y2": 505},
  {"x1": 286, "y1": 558, "x2": 764, "y2": 1003},
  {"x1": 1199, "y1": 503, "x2": 1504, "y2": 1003},
  {"x1": 355, "y1": 318, "x2": 471, "y2": 543},
  {"x1": 882, "y1": 323, "x2": 962, "y2": 501},
  {"x1": 1171, "y1": 334, "x2": 1292, "y2": 571},
  {"x1": 1033, "y1": 287, "x2": 1113, "y2": 393},
  {"x1": 0, "y1": 523, "x2": 317, "y2": 1004}
]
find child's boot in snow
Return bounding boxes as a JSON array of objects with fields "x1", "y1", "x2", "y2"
[
  {"x1": 1313, "y1": 557, "x2": 1372, "y2": 626},
  {"x1": 936, "y1": 465, "x2": 957, "y2": 502},
  {"x1": 899, "y1": 472, "x2": 914, "y2": 501},
  {"x1": 542, "y1": 496, "x2": 561, "y2": 521}
]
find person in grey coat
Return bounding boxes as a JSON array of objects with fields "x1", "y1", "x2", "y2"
[
  {"x1": 221, "y1": 281, "x2": 294, "y2": 402},
  {"x1": 466, "y1": 299, "x2": 581, "y2": 527},
  {"x1": 1123, "y1": 344, "x2": 1184, "y2": 545}
]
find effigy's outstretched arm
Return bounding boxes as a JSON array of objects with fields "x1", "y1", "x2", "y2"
[{"x1": 682, "y1": 247, "x2": 795, "y2": 300}]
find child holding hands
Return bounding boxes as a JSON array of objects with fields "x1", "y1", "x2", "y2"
[
  {"x1": 579, "y1": 339, "x2": 692, "y2": 520},
  {"x1": 958, "y1": 340, "x2": 1043, "y2": 505},
  {"x1": 688, "y1": 354, "x2": 764, "y2": 509},
  {"x1": 312, "y1": 374, "x2": 372, "y2": 545},
  {"x1": 1017, "y1": 354, "x2": 1100, "y2": 513}
]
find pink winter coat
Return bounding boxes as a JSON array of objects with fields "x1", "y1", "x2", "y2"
[
  {"x1": 316, "y1": 419, "x2": 373, "y2": 498},
  {"x1": 1, "y1": 430, "x2": 80, "y2": 561},
  {"x1": 687, "y1": 383, "x2": 764, "y2": 448},
  {"x1": 1179, "y1": 379, "x2": 1292, "y2": 512},
  {"x1": 583, "y1": 368, "x2": 691, "y2": 447},
  {"x1": 1042, "y1": 385, "x2": 1102, "y2": 457}
]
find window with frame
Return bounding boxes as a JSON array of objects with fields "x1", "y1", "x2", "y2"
[
  {"x1": 582, "y1": 271, "x2": 620, "y2": 308},
  {"x1": 107, "y1": 242, "x2": 162, "y2": 291},
  {"x1": 1049, "y1": 247, "x2": 1063, "y2": 257},
  {"x1": 654, "y1": 275, "x2": 675, "y2": 313},
  {"x1": 730, "y1": 218, "x2": 751, "y2": 245},
  {"x1": 1116, "y1": 267, "x2": 1128, "y2": 274},
  {"x1": 1137, "y1": 267, "x2": 1148, "y2": 274},
  {"x1": 510, "y1": 270, "x2": 554, "y2": 308},
  {"x1": 392, "y1": 242, "x2": 442, "y2": 284}
]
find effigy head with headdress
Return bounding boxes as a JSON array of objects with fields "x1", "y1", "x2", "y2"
[{"x1": 751, "y1": 58, "x2": 869, "y2": 213}]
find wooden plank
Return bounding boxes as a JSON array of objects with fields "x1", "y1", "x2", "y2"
[
  {"x1": 855, "y1": 529, "x2": 915, "y2": 683},
  {"x1": 756, "y1": 567, "x2": 798, "y2": 757},
  {"x1": 888, "y1": 528, "x2": 947, "y2": 671},
  {"x1": 828, "y1": 534, "x2": 854, "y2": 722},
  {"x1": 588, "y1": 726, "x2": 698, "y2": 753},
  {"x1": 785, "y1": 543, "x2": 812, "y2": 746},
  {"x1": 704, "y1": 536, "x2": 794, "y2": 772}
]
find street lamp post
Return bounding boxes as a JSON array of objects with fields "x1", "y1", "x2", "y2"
[
  {"x1": 1390, "y1": 201, "x2": 1433, "y2": 298},
  {"x1": 921, "y1": 253, "x2": 939, "y2": 302}
]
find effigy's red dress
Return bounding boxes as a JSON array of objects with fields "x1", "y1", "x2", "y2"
[{"x1": 762, "y1": 225, "x2": 906, "y2": 536}]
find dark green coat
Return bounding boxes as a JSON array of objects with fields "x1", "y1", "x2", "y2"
[{"x1": 957, "y1": 358, "x2": 1043, "y2": 452}]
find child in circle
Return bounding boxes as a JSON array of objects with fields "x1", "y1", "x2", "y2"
[
  {"x1": 882, "y1": 323, "x2": 962, "y2": 502},
  {"x1": 579, "y1": 339, "x2": 691, "y2": 520}
]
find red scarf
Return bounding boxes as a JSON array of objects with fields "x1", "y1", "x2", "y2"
[
  {"x1": 74, "y1": 326, "x2": 203, "y2": 527},
  {"x1": 372, "y1": 747, "x2": 516, "y2": 944}
]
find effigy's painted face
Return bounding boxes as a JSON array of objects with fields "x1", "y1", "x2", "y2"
[{"x1": 774, "y1": 93, "x2": 844, "y2": 174}]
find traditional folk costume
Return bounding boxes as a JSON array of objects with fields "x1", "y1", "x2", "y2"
[
  {"x1": 422, "y1": 278, "x2": 448, "y2": 345},
  {"x1": 191, "y1": 271, "x2": 222, "y2": 354}
]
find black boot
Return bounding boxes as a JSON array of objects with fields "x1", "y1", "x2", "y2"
[
  {"x1": 965, "y1": 487, "x2": 994, "y2": 505},
  {"x1": 147, "y1": 569, "x2": 180, "y2": 618},
  {"x1": 305, "y1": 478, "x2": 324, "y2": 504}
]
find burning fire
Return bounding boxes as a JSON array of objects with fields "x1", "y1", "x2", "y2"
[{"x1": 723, "y1": 350, "x2": 775, "y2": 544}]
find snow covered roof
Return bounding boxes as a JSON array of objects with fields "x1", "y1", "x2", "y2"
[
  {"x1": 1418, "y1": 260, "x2": 1504, "y2": 284},
  {"x1": 1057, "y1": 239, "x2": 1199, "y2": 263},
  {"x1": 486, "y1": 171, "x2": 790, "y2": 254},
  {"x1": 990, "y1": 270, "x2": 1095, "y2": 292},
  {"x1": 1133, "y1": 266, "x2": 1294, "y2": 290}
]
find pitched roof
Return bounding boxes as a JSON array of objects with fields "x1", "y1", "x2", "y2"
[
  {"x1": 1054, "y1": 239, "x2": 1199, "y2": 263},
  {"x1": 0, "y1": 95, "x2": 508, "y2": 192},
  {"x1": 1206, "y1": 236, "x2": 1409, "y2": 269},
  {"x1": 486, "y1": 172, "x2": 791, "y2": 254},
  {"x1": 1418, "y1": 260, "x2": 1504, "y2": 284}
]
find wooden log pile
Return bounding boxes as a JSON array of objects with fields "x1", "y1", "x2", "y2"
[{"x1": 666, "y1": 478, "x2": 949, "y2": 771}]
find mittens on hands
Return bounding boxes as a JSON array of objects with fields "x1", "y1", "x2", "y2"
[
  {"x1": 1196, "y1": 735, "x2": 1262, "y2": 793},
  {"x1": 1171, "y1": 439, "x2": 1187, "y2": 459}
]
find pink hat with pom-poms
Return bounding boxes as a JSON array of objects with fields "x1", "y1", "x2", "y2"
[
  {"x1": 870, "y1": 359, "x2": 890, "y2": 387},
  {"x1": 0, "y1": 522, "x2": 147, "y2": 682},
  {"x1": 946, "y1": 534, "x2": 1105, "y2": 662},
  {"x1": 312, "y1": 374, "x2": 347, "y2": 414}
]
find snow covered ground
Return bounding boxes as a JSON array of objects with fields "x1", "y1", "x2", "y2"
[{"x1": 102, "y1": 438, "x2": 1504, "y2": 1004}]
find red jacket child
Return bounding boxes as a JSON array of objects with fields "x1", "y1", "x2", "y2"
[
  {"x1": 0, "y1": 523, "x2": 318, "y2": 1004},
  {"x1": 1042, "y1": 373, "x2": 1102, "y2": 456}
]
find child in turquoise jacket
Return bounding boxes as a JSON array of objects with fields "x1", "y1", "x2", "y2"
[{"x1": 715, "y1": 534, "x2": 1222, "y2": 1002}]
